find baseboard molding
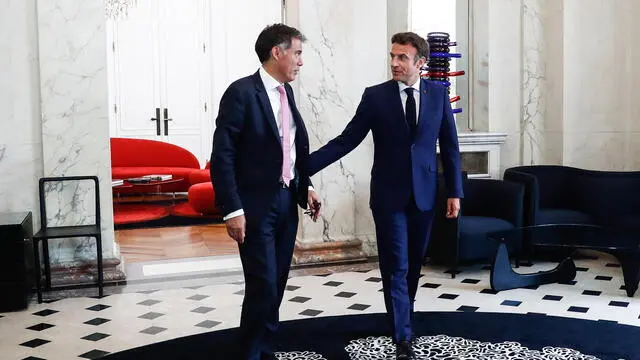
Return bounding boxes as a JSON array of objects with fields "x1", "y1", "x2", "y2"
[
  {"x1": 48, "y1": 257, "x2": 126, "y2": 287},
  {"x1": 292, "y1": 239, "x2": 367, "y2": 266}
]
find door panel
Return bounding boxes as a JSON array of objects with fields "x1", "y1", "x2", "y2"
[
  {"x1": 108, "y1": 0, "x2": 283, "y2": 167},
  {"x1": 111, "y1": 0, "x2": 160, "y2": 138},
  {"x1": 159, "y1": 0, "x2": 209, "y2": 165}
]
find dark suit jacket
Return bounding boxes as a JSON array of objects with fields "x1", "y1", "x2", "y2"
[
  {"x1": 211, "y1": 71, "x2": 311, "y2": 222},
  {"x1": 308, "y1": 78, "x2": 463, "y2": 212}
]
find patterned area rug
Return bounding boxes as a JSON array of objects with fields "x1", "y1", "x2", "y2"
[{"x1": 103, "y1": 312, "x2": 639, "y2": 360}]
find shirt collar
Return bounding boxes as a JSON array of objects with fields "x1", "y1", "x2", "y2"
[
  {"x1": 398, "y1": 77, "x2": 421, "y2": 93},
  {"x1": 259, "y1": 66, "x2": 283, "y2": 91}
]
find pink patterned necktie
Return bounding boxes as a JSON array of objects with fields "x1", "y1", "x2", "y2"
[{"x1": 277, "y1": 85, "x2": 292, "y2": 185}]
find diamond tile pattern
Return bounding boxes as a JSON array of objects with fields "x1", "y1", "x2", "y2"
[
  {"x1": 33, "y1": 309, "x2": 58, "y2": 317},
  {"x1": 195, "y1": 320, "x2": 221, "y2": 329},
  {"x1": 501, "y1": 300, "x2": 522, "y2": 307},
  {"x1": 289, "y1": 296, "x2": 311, "y2": 303},
  {"x1": 140, "y1": 326, "x2": 167, "y2": 335},
  {"x1": 84, "y1": 318, "x2": 111, "y2": 326},
  {"x1": 438, "y1": 293, "x2": 459, "y2": 300},
  {"x1": 137, "y1": 299, "x2": 161, "y2": 306},
  {"x1": 81, "y1": 333, "x2": 111, "y2": 342},
  {"x1": 347, "y1": 304, "x2": 371, "y2": 311},
  {"x1": 461, "y1": 279, "x2": 481, "y2": 284},
  {"x1": 26, "y1": 323, "x2": 55, "y2": 331},
  {"x1": 300, "y1": 309, "x2": 323, "y2": 317},
  {"x1": 457, "y1": 306, "x2": 479, "y2": 312},
  {"x1": 583, "y1": 290, "x2": 602, "y2": 296},
  {"x1": 20, "y1": 339, "x2": 50, "y2": 348},
  {"x1": 79, "y1": 349, "x2": 110, "y2": 359},
  {"x1": 1, "y1": 255, "x2": 638, "y2": 360},
  {"x1": 335, "y1": 292, "x2": 357, "y2": 298},
  {"x1": 421, "y1": 283, "x2": 441, "y2": 289},
  {"x1": 191, "y1": 306, "x2": 215, "y2": 314},
  {"x1": 138, "y1": 312, "x2": 164, "y2": 320}
]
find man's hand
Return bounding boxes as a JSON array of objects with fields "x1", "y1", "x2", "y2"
[
  {"x1": 225, "y1": 215, "x2": 246, "y2": 244},
  {"x1": 306, "y1": 190, "x2": 322, "y2": 222},
  {"x1": 446, "y1": 198, "x2": 460, "y2": 218}
]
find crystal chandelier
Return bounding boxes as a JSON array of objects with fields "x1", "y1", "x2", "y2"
[{"x1": 105, "y1": 0, "x2": 138, "y2": 20}]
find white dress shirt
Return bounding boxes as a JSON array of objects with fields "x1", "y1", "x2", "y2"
[
  {"x1": 398, "y1": 78, "x2": 421, "y2": 122},
  {"x1": 223, "y1": 67, "x2": 310, "y2": 220}
]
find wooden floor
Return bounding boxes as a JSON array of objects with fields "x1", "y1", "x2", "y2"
[{"x1": 115, "y1": 223, "x2": 238, "y2": 263}]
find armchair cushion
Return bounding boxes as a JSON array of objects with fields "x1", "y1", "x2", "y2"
[
  {"x1": 536, "y1": 209, "x2": 592, "y2": 225},
  {"x1": 462, "y1": 179, "x2": 524, "y2": 227},
  {"x1": 458, "y1": 216, "x2": 517, "y2": 262},
  {"x1": 428, "y1": 175, "x2": 524, "y2": 267}
]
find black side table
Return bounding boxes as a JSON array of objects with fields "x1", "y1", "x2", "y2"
[{"x1": 0, "y1": 212, "x2": 34, "y2": 311}]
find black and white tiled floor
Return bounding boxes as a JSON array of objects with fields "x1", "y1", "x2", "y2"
[{"x1": 2, "y1": 251, "x2": 639, "y2": 360}]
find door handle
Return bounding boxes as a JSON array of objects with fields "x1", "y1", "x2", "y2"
[
  {"x1": 163, "y1": 107, "x2": 173, "y2": 135},
  {"x1": 151, "y1": 107, "x2": 161, "y2": 136}
]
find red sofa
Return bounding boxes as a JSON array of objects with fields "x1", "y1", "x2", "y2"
[
  {"x1": 110, "y1": 137, "x2": 201, "y2": 193},
  {"x1": 187, "y1": 163, "x2": 218, "y2": 215}
]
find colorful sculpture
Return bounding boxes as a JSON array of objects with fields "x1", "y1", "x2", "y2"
[{"x1": 422, "y1": 32, "x2": 464, "y2": 114}]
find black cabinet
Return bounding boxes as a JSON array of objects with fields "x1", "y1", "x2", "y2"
[{"x1": 0, "y1": 212, "x2": 34, "y2": 311}]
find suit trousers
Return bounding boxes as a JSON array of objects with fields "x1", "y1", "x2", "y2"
[
  {"x1": 237, "y1": 186, "x2": 298, "y2": 360},
  {"x1": 372, "y1": 198, "x2": 434, "y2": 342}
]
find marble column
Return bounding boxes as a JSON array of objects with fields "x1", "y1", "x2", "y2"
[
  {"x1": 286, "y1": 0, "x2": 388, "y2": 264},
  {"x1": 541, "y1": 0, "x2": 564, "y2": 165},
  {"x1": 0, "y1": 0, "x2": 44, "y2": 221},
  {"x1": 521, "y1": 0, "x2": 546, "y2": 165},
  {"x1": 36, "y1": 0, "x2": 123, "y2": 285},
  {"x1": 561, "y1": 0, "x2": 633, "y2": 170},
  {"x1": 469, "y1": 0, "x2": 490, "y2": 133},
  {"x1": 486, "y1": 0, "x2": 523, "y2": 174}
]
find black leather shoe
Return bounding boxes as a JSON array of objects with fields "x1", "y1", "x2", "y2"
[{"x1": 396, "y1": 340, "x2": 415, "y2": 360}]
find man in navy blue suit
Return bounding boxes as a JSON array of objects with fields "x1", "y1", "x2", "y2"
[
  {"x1": 211, "y1": 24, "x2": 321, "y2": 360},
  {"x1": 308, "y1": 32, "x2": 463, "y2": 360}
]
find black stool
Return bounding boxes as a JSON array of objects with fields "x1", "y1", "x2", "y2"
[{"x1": 33, "y1": 176, "x2": 103, "y2": 303}]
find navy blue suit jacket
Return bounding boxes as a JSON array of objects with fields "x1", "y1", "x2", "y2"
[
  {"x1": 211, "y1": 71, "x2": 311, "y2": 222},
  {"x1": 308, "y1": 79, "x2": 463, "y2": 212}
]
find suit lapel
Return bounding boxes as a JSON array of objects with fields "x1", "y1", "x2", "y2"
[
  {"x1": 418, "y1": 79, "x2": 440, "y2": 137},
  {"x1": 252, "y1": 72, "x2": 280, "y2": 141},
  {"x1": 285, "y1": 84, "x2": 303, "y2": 132},
  {"x1": 285, "y1": 84, "x2": 309, "y2": 154},
  {"x1": 387, "y1": 81, "x2": 409, "y2": 134},
  {"x1": 417, "y1": 78, "x2": 428, "y2": 134}
]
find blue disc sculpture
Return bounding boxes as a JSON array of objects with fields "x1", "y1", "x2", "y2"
[{"x1": 422, "y1": 32, "x2": 464, "y2": 115}]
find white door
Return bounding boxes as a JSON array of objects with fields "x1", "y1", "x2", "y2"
[
  {"x1": 158, "y1": 0, "x2": 210, "y2": 164},
  {"x1": 108, "y1": 0, "x2": 283, "y2": 165},
  {"x1": 108, "y1": 0, "x2": 210, "y2": 164},
  {"x1": 108, "y1": 0, "x2": 161, "y2": 140},
  {"x1": 206, "y1": 0, "x2": 283, "y2": 161}
]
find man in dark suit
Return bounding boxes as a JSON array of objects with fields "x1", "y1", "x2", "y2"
[
  {"x1": 211, "y1": 24, "x2": 321, "y2": 360},
  {"x1": 308, "y1": 32, "x2": 463, "y2": 360}
]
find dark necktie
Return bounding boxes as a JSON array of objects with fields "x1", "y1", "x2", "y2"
[{"x1": 404, "y1": 88, "x2": 417, "y2": 138}]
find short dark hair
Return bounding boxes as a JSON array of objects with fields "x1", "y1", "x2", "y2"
[
  {"x1": 391, "y1": 32, "x2": 429, "y2": 61},
  {"x1": 255, "y1": 24, "x2": 307, "y2": 63}
]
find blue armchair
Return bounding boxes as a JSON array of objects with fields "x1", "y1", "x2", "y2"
[
  {"x1": 427, "y1": 177, "x2": 525, "y2": 278},
  {"x1": 503, "y1": 166, "x2": 593, "y2": 226},
  {"x1": 503, "y1": 165, "x2": 640, "y2": 229}
]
